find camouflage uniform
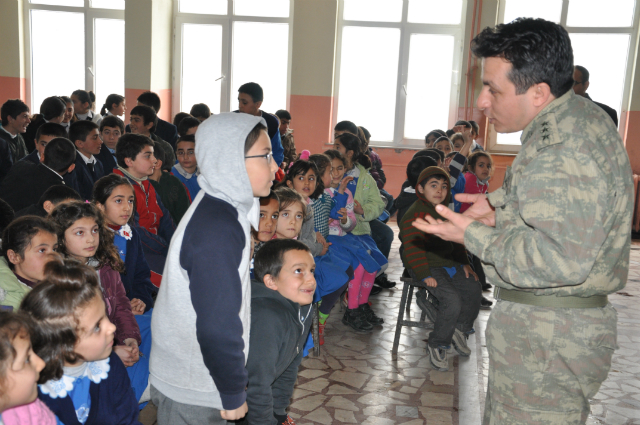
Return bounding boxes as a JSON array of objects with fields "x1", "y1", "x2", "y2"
[
  {"x1": 464, "y1": 90, "x2": 633, "y2": 424},
  {"x1": 281, "y1": 130, "x2": 297, "y2": 168}
]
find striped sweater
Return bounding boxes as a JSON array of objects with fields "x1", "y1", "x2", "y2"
[{"x1": 400, "y1": 167, "x2": 469, "y2": 280}]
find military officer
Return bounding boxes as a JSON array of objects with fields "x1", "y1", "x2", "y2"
[{"x1": 413, "y1": 18, "x2": 633, "y2": 425}]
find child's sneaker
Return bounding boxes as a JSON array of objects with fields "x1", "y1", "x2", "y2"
[
  {"x1": 318, "y1": 323, "x2": 325, "y2": 346},
  {"x1": 359, "y1": 303, "x2": 384, "y2": 326},
  {"x1": 280, "y1": 415, "x2": 296, "y2": 425},
  {"x1": 427, "y1": 345, "x2": 449, "y2": 371},
  {"x1": 342, "y1": 308, "x2": 373, "y2": 333},
  {"x1": 452, "y1": 328, "x2": 471, "y2": 357}
]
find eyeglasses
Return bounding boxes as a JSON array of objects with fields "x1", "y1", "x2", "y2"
[{"x1": 244, "y1": 152, "x2": 273, "y2": 164}]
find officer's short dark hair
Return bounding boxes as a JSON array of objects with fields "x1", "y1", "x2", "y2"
[
  {"x1": 238, "y1": 82, "x2": 264, "y2": 103},
  {"x1": 253, "y1": 239, "x2": 310, "y2": 284},
  {"x1": 471, "y1": 18, "x2": 574, "y2": 98},
  {"x1": 43, "y1": 138, "x2": 76, "y2": 173}
]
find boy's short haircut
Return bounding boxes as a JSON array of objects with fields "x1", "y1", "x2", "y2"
[
  {"x1": 450, "y1": 133, "x2": 464, "y2": 145},
  {"x1": 414, "y1": 148, "x2": 444, "y2": 163},
  {"x1": 137, "y1": 91, "x2": 161, "y2": 113},
  {"x1": 38, "y1": 184, "x2": 82, "y2": 208},
  {"x1": 274, "y1": 110, "x2": 291, "y2": 121},
  {"x1": 173, "y1": 112, "x2": 192, "y2": 127},
  {"x1": 1, "y1": 99, "x2": 29, "y2": 126},
  {"x1": 244, "y1": 122, "x2": 268, "y2": 155},
  {"x1": 454, "y1": 120, "x2": 472, "y2": 129},
  {"x1": 253, "y1": 239, "x2": 310, "y2": 284},
  {"x1": 189, "y1": 104, "x2": 211, "y2": 119},
  {"x1": 176, "y1": 134, "x2": 195, "y2": 148},
  {"x1": 40, "y1": 96, "x2": 66, "y2": 121},
  {"x1": 469, "y1": 120, "x2": 480, "y2": 136},
  {"x1": 406, "y1": 156, "x2": 438, "y2": 188},
  {"x1": 36, "y1": 123, "x2": 67, "y2": 141},
  {"x1": 130, "y1": 105, "x2": 158, "y2": 134},
  {"x1": 419, "y1": 173, "x2": 448, "y2": 189},
  {"x1": 69, "y1": 120, "x2": 99, "y2": 144},
  {"x1": 115, "y1": 133, "x2": 154, "y2": 169},
  {"x1": 99, "y1": 115, "x2": 125, "y2": 134},
  {"x1": 259, "y1": 190, "x2": 279, "y2": 207},
  {"x1": 152, "y1": 140, "x2": 172, "y2": 172},
  {"x1": 43, "y1": 138, "x2": 77, "y2": 172},
  {"x1": 273, "y1": 187, "x2": 306, "y2": 220},
  {"x1": 445, "y1": 129, "x2": 455, "y2": 138},
  {"x1": 177, "y1": 117, "x2": 201, "y2": 137},
  {"x1": 238, "y1": 82, "x2": 263, "y2": 103}
]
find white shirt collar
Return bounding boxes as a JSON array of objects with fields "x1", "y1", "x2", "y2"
[
  {"x1": 76, "y1": 111, "x2": 92, "y2": 121},
  {"x1": 77, "y1": 150, "x2": 95, "y2": 165},
  {"x1": 0, "y1": 126, "x2": 17, "y2": 139},
  {"x1": 41, "y1": 162, "x2": 64, "y2": 180}
]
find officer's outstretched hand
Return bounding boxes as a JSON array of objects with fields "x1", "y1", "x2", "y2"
[
  {"x1": 412, "y1": 205, "x2": 474, "y2": 245},
  {"x1": 456, "y1": 194, "x2": 496, "y2": 227}
]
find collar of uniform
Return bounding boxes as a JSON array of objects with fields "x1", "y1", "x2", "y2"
[{"x1": 520, "y1": 89, "x2": 573, "y2": 146}]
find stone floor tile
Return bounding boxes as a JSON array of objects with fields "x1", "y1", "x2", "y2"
[
  {"x1": 296, "y1": 377, "x2": 329, "y2": 392},
  {"x1": 396, "y1": 405, "x2": 419, "y2": 418},
  {"x1": 302, "y1": 407, "x2": 333, "y2": 425},
  {"x1": 326, "y1": 395, "x2": 359, "y2": 411},
  {"x1": 327, "y1": 370, "x2": 369, "y2": 389},
  {"x1": 420, "y1": 392, "x2": 454, "y2": 408},
  {"x1": 290, "y1": 394, "x2": 327, "y2": 412},
  {"x1": 334, "y1": 409, "x2": 358, "y2": 423}
]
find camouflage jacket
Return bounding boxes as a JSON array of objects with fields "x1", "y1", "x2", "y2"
[
  {"x1": 281, "y1": 131, "x2": 297, "y2": 167},
  {"x1": 464, "y1": 90, "x2": 633, "y2": 297}
]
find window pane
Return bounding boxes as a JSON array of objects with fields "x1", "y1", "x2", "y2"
[
  {"x1": 338, "y1": 27, "x2": 400, "y2": 142},
  {"x1": 497, "y1": 131, "x2": 522, "y2": 145},
  {"x1": 31, "y1": 10, "x2": 85, "y2": 110},
  {"x1": 567, "y1": 0, "x2": 635, "y2": 27},
  {"x1": 503, "y1": 0, "x2": 562, "y2": 23},
  {"x1": 95, "y1": 18, "x2": 125, "y2": 110},
  {"x1": 408, "y1": 0, "x2": 463, "y2": 24},
  {"x1": 231, "y1": 22, "x2": 289, "y2": 114},
  {"x1": 30, "y1": 0, "x2": 83, "y2": 6},
  {"x1": 181, "y1": 24, "x2": 223, "y2": 114},
  {"x1": 91, "y1": 0, "x2": 125, "y2": 9},
  {"x1": 404, "y1": 34, "x2": 455, "y2": 140},
  {"x1": 179, "y1": 0, "x2": 227, "y2": 15},
  {"x1": 570, "y1": 33, "x2": 630, "y2": 119},
  {"x1": 234, "y1": 0, "x2": 289, "y2": 17},
  {"x1": 343, "y1": 0, "x2": 403, "y2": 22}
]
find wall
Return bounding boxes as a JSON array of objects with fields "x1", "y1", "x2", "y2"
[{"x1": 0, "y1": 0, "x2": 26, "y2": 102}]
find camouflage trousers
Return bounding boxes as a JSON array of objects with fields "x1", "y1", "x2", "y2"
[{"x1": 483, "y1": 300, "x2": 617, "y2": 425}]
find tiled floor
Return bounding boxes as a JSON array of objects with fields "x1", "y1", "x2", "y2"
[{"x1": 140, "y1": 223, "x2": 640, "y2": 424}]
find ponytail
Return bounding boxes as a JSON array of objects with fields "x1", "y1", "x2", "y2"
[{"x1": 100, "y1": 94, "x2": 125, "y2": 116}]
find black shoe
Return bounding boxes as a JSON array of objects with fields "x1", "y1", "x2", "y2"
[
  {"x1": 342, "y1": 308, "x2": 373, "y2": 333},
  {"x1": 482, "y1": 283, "x2": 492, "y2": 292},
  {"x1": 416, "y1": 289, "x2": 438, "y2": 323},
  {"x1": 370, "y1": 285, "x2": 383, "y2": 296},
  {"x1": 359, "y1": 303, "x2": 384, "y2": 326},
  {"x1": 375, "y1": 274, "x2": 396, "y2": 289},
  {"x1": 480, "y1": 296, "x2": 493, "y2": 310}
]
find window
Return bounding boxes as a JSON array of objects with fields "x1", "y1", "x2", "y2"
[
  {"x1": 490, "y1": 0, "x2": 639, "y2": 151},
  {"x1": 174, "y1": 0, "x2": 292, "y2": 116},
  {"x1": 25, "y1": 0, "x2": 124, "y2": 112},
  {"x1": 336, "y1": 0, "x2": 465, "y2": 147}
]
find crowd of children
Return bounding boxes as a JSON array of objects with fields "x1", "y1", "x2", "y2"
[{"x1": 0, "y1": 81, "x2": 494, "y2": 423}]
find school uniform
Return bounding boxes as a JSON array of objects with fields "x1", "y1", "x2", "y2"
[
  {"x1": 74, "y1": 151, "x2": 105, "y2": 200},
  {"x1": 74, "y1": 110, "x2": 102, "y2": 126},
  {"x1": 0, "y1": 127, "x2": 28, "y2": 182},
  {"x1": 95, "y1": 143, "x2": 117, "y2": 176},
  {"x1": 0, "y1": 160, "x2": 67, "y2": 212}
]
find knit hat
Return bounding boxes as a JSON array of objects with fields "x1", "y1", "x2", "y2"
[{"x1": 416, "y1": 166, "x2": 451, "y2": 207}]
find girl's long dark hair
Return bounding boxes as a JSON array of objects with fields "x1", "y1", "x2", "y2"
[
  {"x1": 280, "y1": 159, "x2": 324, "y2": 199},
  {"x1": 49, "y1": 201, "x2": 125, "y2": 273},
  {"x1": 93, "y1": 174, "x2": 136, "y2": 226},
  {"x1": 335, "y1": 132, "x2": 371, "y2": 169}
]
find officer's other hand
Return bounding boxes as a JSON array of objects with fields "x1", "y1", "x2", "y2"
[{"x1": 456, "y1": 194, "x2": 496, "y2": 227}]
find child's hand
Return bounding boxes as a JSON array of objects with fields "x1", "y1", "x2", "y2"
[
  {"x1": 423, "y1": 277, "x2": 438, "y2": 288},
  {"x1": 339, "y1": 176, "x2": 354, "y2": 194},
  {"x1": 316, "y1": 232, "x2": 327, "y2": 246},
  {"x1": 353, "y1": 200, "x2": 364, "y2": 215},
  {"x1": 114, "y1": 343, "x2": 137, "y2": 367},
  {"x1": 463, "y1": 265, "x2": 479, "y2": 281},
  {"x1": 338, "y1": 208, "x2": 348, "y2": 224},
  {"x1": 221, "y1": 402, "x2": 248, "y2": 421},
  {"x1": 130, "y1": 298, "x2": 145, "y2": 315}
]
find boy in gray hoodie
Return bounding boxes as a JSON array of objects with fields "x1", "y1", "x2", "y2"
[
  {"x1": 149, "y1": 113, "x2": 278, "y2": 424},
  {"x1": 247, "y1": 239, "x2": 316, "y2": 425}
]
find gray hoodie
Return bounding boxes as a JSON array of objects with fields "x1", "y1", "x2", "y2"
[{"x1": 150, "y1": 112, "x2": 265, "y2": 410}]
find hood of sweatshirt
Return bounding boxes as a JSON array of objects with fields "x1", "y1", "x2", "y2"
[
  {"x1": 416, "y1": 166, "x2": 451, "y2": 212},
  {"x1": 195, "y1": 112, "x2": 266, "y2": 228}
]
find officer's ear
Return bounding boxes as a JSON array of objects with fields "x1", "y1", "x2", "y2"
[{"x1": 531, "y1": 82, "x2": 552, "y2": 107}]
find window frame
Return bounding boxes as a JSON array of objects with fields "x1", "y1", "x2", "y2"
[
  {"x1": 333, "y1": 0, "x2": 467, "y2": 148},
  {"x1": 172, "y1": 0, "x2": 294, "y2": 118},
  {"x1": 23, "y1": 0, "x2": 124, "y2": 111},
  {"x1": 487, "y1": 0, "x2": 640, "y2": 153}
]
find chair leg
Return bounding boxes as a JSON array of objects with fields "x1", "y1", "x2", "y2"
[
  {"x1": 392, "y1": 282, "x2": 410, "y2": 357},
  {"x1": 406, "y1": 287, "x2": 413, "y2": 313},
  {"x1": 312, "y1": 303, "x2": 320, "y2": 357}
]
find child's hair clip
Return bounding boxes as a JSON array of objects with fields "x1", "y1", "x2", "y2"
[{"x1": 299, "y1": 150, "x2": 310, "y2": 161}]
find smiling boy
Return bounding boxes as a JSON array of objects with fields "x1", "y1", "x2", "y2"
[
  {"x1": 399, "y1": 166, "x2": 482, "y2": 372},
  {"x1": 0, "y1": 99, "x2": 31, "y2": 182},
  {"x1": 247, "y1": 239, "x2": 316, "y2": 425}
]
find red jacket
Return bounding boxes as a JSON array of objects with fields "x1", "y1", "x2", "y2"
[
  {"x1": 460, "y1": 171, "x2": 489, "y2": 213},
  {"x1": 113, "y1": 169, "x2": 163, "y2": 235},
  {"x1": 98, "y1": 265, "x2": 141, "y2": 346}
]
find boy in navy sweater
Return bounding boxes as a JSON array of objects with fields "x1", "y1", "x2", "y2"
[
  {"x1": 247, "y1": 239, "x2": 316, "y2": 425},
  {"x1": 150, "y1": 113, "x2": 278, "y2": 424}
]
